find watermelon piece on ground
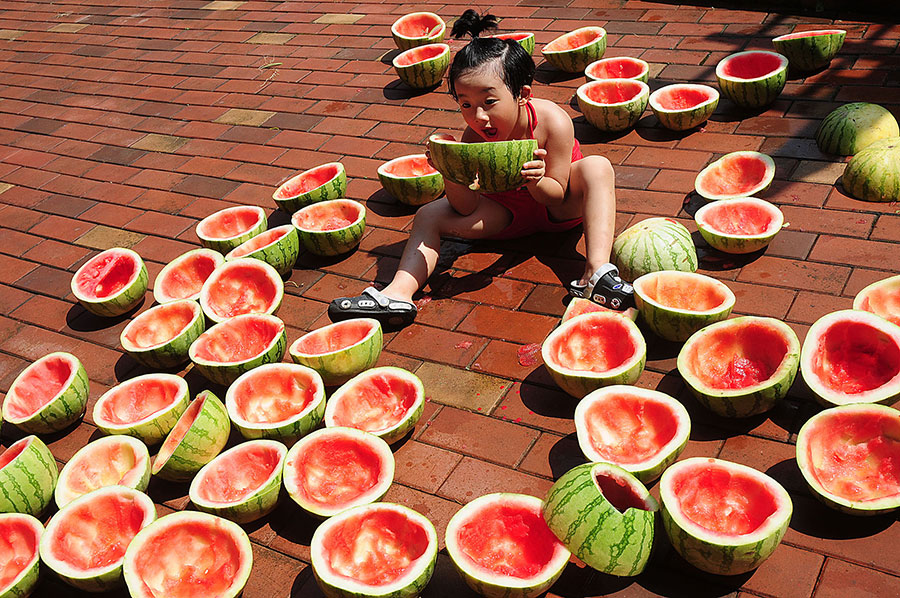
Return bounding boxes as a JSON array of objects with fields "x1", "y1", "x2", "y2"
[
  {"x1": 694, "y1": 197, "x2": 784, "y2": 254},
  {"x1": 541, "y1": 26, "x2": 607, "y2": 73},
  {"x1": 55, "y1": 435, "x2": 150, "y2": 509},
  {"x1": 70, "y1": 247, "x2": 148, "y2": 317},
  {"x1": 289, "y1": 318, "x2": 383, "y2": 386},
  {"x1": 273, "y1": 162, "x2": 347, "y2": 214},
  {"x1": 772, "y1": 29, "x2": 845, "y2": 71},
  {"x1": 390, "y1": 12, "x2": 446, "y2": 51},
  {"x1": 0, "y1": 513, "x2": 42, "y2": 598},
  {"x1": 195, "y1": 205, "x2": 267, "y2": 253},
  {"x1": 633, "y1": 270, "x2": 735, "y2": 343},
  {"x1": 3, "y1": 352, "x2": 88, "y2": 434},
  {"x1": 694, "y1": 151, "x2": 775, "y2": 201},
  {"x1": 715, "y1": 51, "x2": 788, "y2": 109},
  {"x1": 292, "y1": 198, "x2": 366, "y2": 257},
  {"x1": 0, "y1": 436, "x2": 59, "y2": 516},
  {"x1": 854, "y1": 273, "x2": 900, "y2": 326},
  {"x1": 120, "y1": 299, "x2": 205, "y2": 369},
  {"x1": 648, "y1": 84, "x2": 719, "y2": 131},
  {"x1": 153, "y1": 247, "x2": 224, "y2": 304},
  {"x1": 576, "y1": 79, "x2": 649, "y2": 133},
  {"x1": 392, "y1": 43, "x2": 450, "y2": 89}
]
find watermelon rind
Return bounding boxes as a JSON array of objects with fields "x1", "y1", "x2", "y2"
[
  {"x1": 283, "y1": 427, "x2": 395, "y2": 519},
  {"x1": 324, "y1": 366, "x2": 425, "y2": 445},
  {"x1": 40, "y1": 486, "x2": 156, "y2": 592},
  {"x1": 393, "y1": 43, "x2": 450, "y2": 89},
  {"x1": 694, "y1": 151, "x2": 776, "y2": 201},
  {"x1": 289, "y1": 318, "x2": 383, "y2": 386},
  {"x1": 853, "y1": 273, "x2": 900, "y2": 326},
  {"x1": 541, "y1": 26, "x2": 607, "y2": 73},
  {"x1": 574, "y1": 385, "x2": 690, "y2": 482},
  {"x1": 119, "y1": 299, "x2": 206, "y2": 369},
  {"x1": 648, "y1": 84, "x2": 719, "y2": 131},
  {"x1": 542, "y1": 462, "x2": 658, "y2": 577},
  {"x1": 92, "y1": 373, "x2": 190, "y2": 445},
  {"x1": 3, "y1": 352, "x2": 88, "y2": 434},
  {"x1": 123, "y1": 511, "x2": 253, "y2": 598},
  {"x1": 199, "y1": 258, "x2": 284, "y2": 324},
  {"x1": 311, "y1": 502, "x2": 438, "y2": 598},
  {"x1": 54, "y1": 435, "x2": 150, "y2": 509},
  {"x1": 226, "y1": 363, "x2": 326, "y2": 445},
  {"x1": 816, "y1": 103, "x2": 900, "y2": 157},
  {"x1": 151, "y1": 390, "x2": 230, "y2": 482},
  {"x1": 842, "y1": 136, "x2": 900, "y2": 203},
  {"x1": 196, "y1": 205, "x2": 267, "y2": 254},
  {"x1": 694, "y1": 197, "x2": 784, "y2": 254},
  {"x1": 0, "y1": 436, "x2": 58, "y2": 517},
  {"x1": 225, "y1": 224, "x2": 300, "y2": 277},
  {"x1": 427, "y1": 135, "x2": 539, "y2": 193},
  {"x1": 0, "y1": 513, "x2": 42, "y2": 598},
  {"x1": 561, "y1": 297, "x2": 638, "y2": 324},
  {"x1": 576, "y1": 79, "x2": 649, "y2": 133},
  {"x1": 678, "y1": 316, "x2": 800, "y2": 417},
  {"x1": 292, "y1": 198, "x2": 367, "y2": 257},
  {"x1": 541, "y1": 311, "x2": 646, "y2": 399},
  {"x1": 390, "y1": 12, "x2": 446, "y2": 51},
  {"x1": 634, "y1": 271, "x2": 736, "y2": 343},
  {"x1": 377, "y1": 154, "x2": 445, "y2": 206},
  {"x1": 188, "y1": 439, "x2": 287, "y2": 523},
  {"x1": 612, "y1": 217, "x2": 698, "y2": 282},
  {"x1": 188, "y1": 313, "x2": 288, "y2": 386},
  {"x1": 152, "y1": 247, "x2": 224, "y2": 304},
  {"x1": 800, "y1": 309, "x2": 900, "y2": 407},
  {"x1": 70, "y1": 247, "x2": 148, "y2": 318},
  {"x1": 772, "y1": 29, "x2": 845, "y2": 71},
  {"x1": 273, "y1": 162, "x2": 347, "y2": 214},
  {"x1": 584, "y1": 56, "x2": 650, "y2": 83},
  {"x1": 660, "y1": 457, "x2": 792, "y2": 575},
  {"x1": 715, "y1": 51, "x2": 788, "y2": 109},
  {"x1": 445, "y1": 493, "x2": 570, "y2": 598},
  {"x1": 796, "y1": 403, "x2": 900, "y2": 516},
  {"x1": 491, "y1": 32, "x2": 535, "y2": 56}
]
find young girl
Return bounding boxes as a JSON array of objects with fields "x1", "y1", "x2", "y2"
[{"x1": 329, "y1": 10, "x2": 633, "y2": 327}]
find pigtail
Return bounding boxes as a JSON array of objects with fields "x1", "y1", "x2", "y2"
[{"x1": 451, "y1": 9, "x2": 499, "y2": 39}]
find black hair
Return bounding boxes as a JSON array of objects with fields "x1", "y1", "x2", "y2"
[{"x1": 448, "y1": 9, "x2": 535, "y2": 100}]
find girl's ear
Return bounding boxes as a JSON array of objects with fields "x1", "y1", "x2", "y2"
[{"x1": 517, "y1": 85, "x2": 533, "y2": 105}]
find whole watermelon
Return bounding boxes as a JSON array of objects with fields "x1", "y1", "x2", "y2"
[{"x1": 612, "y1": 217, "x2": 698, "y2": 282}]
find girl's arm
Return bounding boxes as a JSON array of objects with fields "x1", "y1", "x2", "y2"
[{"x1": 522, "y1": 101, "x2": 575, "y2": 207}]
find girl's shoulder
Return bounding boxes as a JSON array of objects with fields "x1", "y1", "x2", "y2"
[{"x1": 531, "y1": 97, "x2": 574, "y2": 140}]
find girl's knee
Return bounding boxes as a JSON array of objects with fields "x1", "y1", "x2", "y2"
[{"x1": 575, "y1": 155, "x2": 614, "y2": 181}]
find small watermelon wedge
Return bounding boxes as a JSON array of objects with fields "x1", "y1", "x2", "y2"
[
  {"x1": 199, "y1": 258, "x2": 284, "y2": 323},
  {"x1": 491, "y1": 32, "x2": 535, "y2": 55},
  {"x1": 273, "y1": 162, "x2": 347, "y2": 214},
  {"x1": 292, "y1": 198, "x2": 366, "y2": 257},
  {"x1": 55, "y1": 435, "x2": 150, "y2": 509},
  {"x1": 120, "y1": 299, "x2": 205, "y2": 369},
  {"x1": 189, "y1": 313, "x2": 287, "y2": 386},
  {"x1": 92, "y1": 373, "x2": 190, "y2": 445},
  {"x1": 577, "y1": 79, "x2": 649, "y2": 132},
  {"x1": 225, "y1": 224, "x2": 300, "y2": 276},
  {"x1": 854, "y1": 274, "x2": 900, "y2": 326},
  {"x1": 151, "y1": 390, "x2": 230, "y2": 482},
  {"x1": 289, "y1": 318, "x2": 383, "y2": 386},
  {"x1": 716, "y1": 51, "x2": 788, "y2": 109},
  {"x1": 377, "y1": 154, "x2": 444, "y2": 206},
  {"x1": 695, "y1": 197, "x2": 784, "y2": 254},
  {"x1": 0, "y1": 436, "x2": 59, "y2": 516}
]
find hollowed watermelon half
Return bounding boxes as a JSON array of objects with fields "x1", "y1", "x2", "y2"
[
  {"x1": 796, "y1": 403, "x2": 900, "y2": 515},
  {"x1": 585, "y1": 56, "x2": 649, "y2": 83},
  {"x1": 427, "y1": 135, "x2": 538, "y2": 193},
  {"x1": 543, "y1": 462, "x2": 658, "y2": 577},
  {"x1": 189, "y1": 439, "x2": 287, "y2": 523},
  {"x1": 576, "y1": 79, "x2": 649, "y2": 133},
  {"x1": 40, "y1": 486, "x2": 156, "y2": 592},
  {"x1": 612, "y1": 217, "x2": 698, "y2": 282},
  {"x1": 188, "y1": 313, "x2": 287, "y2": 386},
  {"x1": 678, "y1": 316, "x2": 800, "y2": 418},
  {"x1": 289, "y1": 318, "x2": 383, "y2": 386},
  {"x1": 311, "y1": 502, "x2": 438, "y2": 598},
  {"x1": 195, "y1": 205, "x2": 267, "y2": 253},
  {"x1": 283, "y1": 427, "x2": 394, "y2": 518},
  {"x1": 377, "y1": 154, "x2": 444, "y2": 206},
  {"x1": 54, "y1": 435, "x2": 150, "y2": 509},
  {"x1": 123, "y1": 511, "x2": 253, "y2": 598},
  {"x1": 93, "y1": 373, "x2": 190, "y2": 445},
  {"x1": 694, "y1": 197, "x2": 784, "y2": 255},
  {"x1": 660, "y1": 457, "x2": 792, "y2": 575},
  {"x1": 445, "y1": 493, "x2": 570, "y2": 598},
  {"x1": 0, "y1": 436, "x2": 57, "y2": 517},
  {"x1": 393, "y1": 43, "x2": 450, "y2": 89},
  {"x1": 225, "y1": 224, "x2": 299, "y2": 276},
  {"x1": 120, "y1": 299, "x2": 205, "y2": 369},
  {"x1": 633, "y1": 271, "x2": 735, "y2": 343},
  {"x1": 716, "y1": 51, "x2": 788, "y2": 109},
  {"x1": 199, "y1": 258, "x2": 284, "y2": 324},
  {"x1": 0, "y1": 513, "x2": 42, "y2": 598},
  {"x1": 648, "y1": 84, "x2": 719, "y2": 131},
  {"x1": 390, "y1": 11, "x2": 446, "y2": 51},
  {"x1": 71, "y1": 247, "x2": 148, "y2": 317},
  {"x1": 772, "y1": 29, "x2": 845, "y2": 72},
  {"x1": 324, "y1": 366, "x2": 425, "y2": 444},
  {"x1": 292, "y1": 198, "x2": 366, "y2": 257},
  {"x1": 4, "y1": 352, "x2": 88, "y2": 434},
  {"x1": 491, "y1": 32, "x2": 535, "y2": 55},
  {"x1": 800, "y1": 309, "x2": 900, "y2": 407},
  {"x1": 561, "y1": 296, "x2": 638, "y2": 324},
  {"x1": 842, "y1": 136, "x2": 900, "y2": 203},
  {"x1": 273, "y1": 162, "x2": 347, "y2": 214},
  {"x1": 151, "y1": 390, "x2": 230, "y2": 482},
  {"x1": 694, "y1": 150, "x2": 776, "y2": 201},
  {"x1": 153, "y1": 247, "x2": 224, "y2": 304},
  {"x1": 541, "y1": 26, "x2": 607, "y2": 73},
  {"x1": 226, "y1": 363, "x2": 326, "y2": 445},
  {"x1": 815, "y1": 103, "x2": 899, "y2": 157},
  {"x1": 541, "y1": 311, "x2": 646, "y2": 399},
  {"x1": 574, "y1": 385, "x2": 690, "y2": 483},
  {"x1": 854, "y1": 273, "x2": 900, "y2": 326}
]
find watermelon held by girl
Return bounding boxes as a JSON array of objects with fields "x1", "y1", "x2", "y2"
[
  {"x1": 715, "y1": 51, "x2": 788, "y2": 109},
  {"x1": 390, "y1": 11, "x2": 446, "y2": 51},
  {"x1": 272, "y1": 162, "x2": 347, "y2": 214},
  {"x1": 377, "y1": 154, "x2": 444, "y2": 206},
  {"x1": 70, "y1": 247, "x2": 148, "y2": 317},
  {"x1": 427, "y1": 134, "x2": 538, "y2": 193},
  {"x1": 576, "y1": 79, "x2": 649, "y2": 133},
  {"x1": 291, "y1": 198, "x2": 366, "y2": 257},
  {"x1": 392, "y1": 43, "x2": 450, "y2": 89},
  {"x1": 541, "y1": 26, "x2": 607, "y2": 73},
  {"x1": 772, "y1": 29, "x2": 845, "y2": 72}
]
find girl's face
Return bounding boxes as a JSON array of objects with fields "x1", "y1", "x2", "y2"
[{"x1": 454, "y1": 63, "x2": 531, "y2": 142}]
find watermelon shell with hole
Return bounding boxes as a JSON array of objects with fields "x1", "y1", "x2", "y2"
[
  {"x1": 195, "y1": 205, "x2": 267, "y2": 253},
  {"x1": 273, "y1": 162, "x2": 347, "y2": 214},
  {"x1": 842, "y1": 136, "x2": 900, "y2": 202},
  {"x1": 225, "y1": 224, "x2": 299, "y2": 276},
  {"x1": 491, "y1": 32, "x2": 535, "y2": 56},
  {"x1": 716, "y1": 51, "x2": 788, "y2": 109},
  {"x1": 541, "y1": 26, "x2": 607, "y2": 73},
  {"x1": 694, "y1": 151, "x2": 776, "y2": 201},
  {"x1": 585, "y1": 56, "x2": 649, "y2": 83},
  {"x1": 3, "y1": 352, "x2": 88, "y2": 434},
  {"x1": 427, "y1": 135, "x2": 538, "y2": 193},
  {"x1": 0, "y1": 436, "x2": 58, "y2": 516},
  {"x1": 695, "y1": 197, "x2": 784, "y2": 254},
  {"x1": 612, "y1": 217, "x2": 698, "y2": 282},
  {"x1": 70, "y1": 247, "x2": 148, "y2": 317},
  {"x1": 151, "y1": 390, "x2": 230, "y2": 482},
  {"x1": 120, "y1": 299, "x2": 205, "y2": 369},
  {"x1": 199, "y1": 258, "x2": 284, "y2": 324},
  {"x1": 577, "y1": 79, "x2": 649, "y2": 132},
  {"x1": 678, "y1": 316, "x2": 800, "y2": 417},
  {"x1": 390, "y1": 12, "x2": 446, "y2": 51},
  {"x1": 377, "y1": 154, "x2": 444, "y2": 206},
  {"x1": 772, "y1": 29, "x2": 845, "y2": 71},
  {"x1": 634, "y1": 271, "x2": 736, "y2": 343},
  {"x1": 189, "y1": 313, "x2": 287, "y2": 386},
  {"x1": 393, "y1": 43, "x2": 450, "y2": 89},
  {"x1": 152, "y1": 247, "x2": 224, "y2": 304},
  {"x1": 54, "y1": 435, "x2": 150, "y2": 509},
  {"x1": 92, "y1": 373, "x2": 190, "y2": 445},
  {"x1": 648, "y1": 84, "x2": 719, "y2": 131},
  {"x1": 854, "y1": 273, "x2": 900, "y2": 326},
  {"x1": 0, "y1": 513, "x2": 43, "y2": 598},
  {"x1": 292, "y1": 198, "x2": 366, "y2": 257},
  {"x1": 561, "y1": 297, "x2": 638, "y2": 323},
  {"x1": 816, "y1": 103, "x2": 899, "y2": 157}
]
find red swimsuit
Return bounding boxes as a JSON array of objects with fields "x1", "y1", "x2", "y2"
[{"x1": 483, "y1": 101, "x2": 584, "y2": 240}]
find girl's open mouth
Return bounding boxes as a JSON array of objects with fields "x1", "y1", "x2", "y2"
[{"x1": 482, "y1": 127, "x2": 498, "y2": 138}]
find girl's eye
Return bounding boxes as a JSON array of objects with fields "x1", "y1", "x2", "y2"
[
  {"x1": 460, "y1": 102, "x2": 471, "y2": 109},
  {"x1": 485, "y1": 99, "x2": 498, "y2": 105}
]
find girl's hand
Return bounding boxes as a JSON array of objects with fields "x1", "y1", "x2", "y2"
[
  {"x1": 425, "y1": 133, "x2": 456, "y2": 169},
  {"x1": 521, "y1": 148, "x2": 547, "y2": 184}
]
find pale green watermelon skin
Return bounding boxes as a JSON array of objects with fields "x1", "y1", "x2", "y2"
[
  {"x1": 427, "y1": 137, "x2": 538, "y2": 193},
  {"x1": 226, "y1": 225, "x2": 300, "y2": 277},
  {"x1": 634, "y1": 272, "x2": 736, "y2": 343},
  {"x1": 95, "y1": 378, "x2": 191, "y2": 446},
  {"x1": 0, "y1": 436, "x2": 59, "y2": 517},
  {"x1": 120, "y1": 300, "x2": 206, "y2": 370},
  {"x1": 289, "y1": 319, "x2": 383, "y2": 386},
  {"x1": 576, "y1": 80, "x2": 649, "y2": 133},
  {"x1": 5, "y1": 352, "x2": 89, "y2": 435},
  {"x1": 612, "y1": 217, "x2": 698, "y2": 282},
  {"x1": 773, "y1": 29, "x2": 845, "y2": 71},
  {"x1": 817, "y1": 103, "x2": 900, "y2": 156},
  {"x1": 274, "y1": 164, "x2": 347, "y2": 214},
  {"x1": 542, "y1": 462, "x2": 657, "y2": 577},
  {"x1": 391, "y1": 12, "x2": 446, "y2": 51},
  {"x1": 197, "y1": 209, "x2": 267, "y2": 254},
  {"x1": 649, "y1": 85, "x2": 719, "y2": 131},
  {"x1": 0, "y1": 514, "x2": 42, "y2": 598},
  {"x1": 842, "y1": 136, "x2": 900, "y2": 202},
  {"x1": 393, "y1": 44, "x2": 450, "y2": 89},
  {"x1": 294, "y1": 200, "x2": 367, "y2": 257},
  {"x1": 152, "y1": 391, "x2": 231, "y2": 482},
  {"x1": 715, "y1": 51, "x2": 788, "y2": 109},
  {"x1": 492, "y1": 32, "x2": 535, "y2": 56},
  {"x1": 189, "y1": 322, "x2": 288, "y2": 387},
  {"x1": 542, "y1": 27, "x2": 607, "y2": 73},
  {"x1": 377, "y1": 156, "x2": 445, "y2": 207}
]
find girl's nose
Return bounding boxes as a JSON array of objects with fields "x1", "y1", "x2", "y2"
[{"x1": 475, "y1": 107, "x2": 489, "y2": 122}]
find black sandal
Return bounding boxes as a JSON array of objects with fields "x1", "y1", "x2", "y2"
[
  {"x1": 569, "y1": 264, "x2": 635, "y2": 311},
  {"x1": 329, "y1": 287, "x2": 417, "y2": 327}
]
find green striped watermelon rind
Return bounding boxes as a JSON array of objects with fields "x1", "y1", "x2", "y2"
[
  {"x1": 694, "y1": 151, "x2": 776, "y2": 201},
  {"x1": 71, "y1": 248, "x2": 149, "y2": 318},
  {"x1": 54, "y1": 435, "x2": 151, "y2": 510},
  {"x1": 199, "y1": 258, "x2": 285, "y2": 325},
  {"x1": 272, "y1": 162, "x2": 347, "y2": 214},
  {"x1": 393, "y1": 43, "x2": 450, "y2": 89},
  {"x1": 715, "y1": 51, "x2": 788, "y2": 109},
  {"x1": 541, "y1": 312, "x2": 647, "y2": 399},
  {"x1": 542, "y1": 462, "x2": 658, "y2": 577},
  {"x1": 390, "y1": 12, "x2": 446, "y2": 51},
  {"x1": 151, "y1": 390, "x2": 231, "y2": 482},
  {"x1": 120, "y1": 300, "x2": 206, "y2": 370},
  {"x1": 195, "y1": 206, "x2": 267, "y2": 254},
  {"x1": 292, "y1": 199, "x2": 367, "y2": 257},
  {"x1": 842, "y1": 136, "x2": 900, "y2": 203},
  {"x1": 427, "y1": 135, "x2": 538, "y2": 193},
  {"x1": 188, "y1": 440, "x2": 287, "y2": 524},
  {"x1": 633, "y1": 271, "x2": 736, "y2": 343},
  {"x1": 648, "y1": 84, "x2": 719, "y2": 131},
  {"x1": 576, "y1": 79, "x2": 649, "y2": 133},
  {"x1": 0, "y1": 436, "x2": 59, "y2": 517},
  {"x1": 311, "y1": 502, "x2": 438, "y2": 598},
  {"x1": 188, "y1": 314, "x2": 288, "y2": 387},
  {"x1": 92, "y1": 374, "x2": 191, "y2": 446},
  {"x1": 0, "y1": 513, "x2": 42, "y2": 598},
  {"x1": 660, "y1": 458, "x2": 792, "y2": 575},
  {"x1": 225, "y1": 224, "x2": 300, "y2": 277},
  {"x1": 39, "y1": 486, "x2": 156, "y2": 593},
  {"x1": 152, "y1": 247, "x2": 225, "y2": 304},
  {"x1": 289, "y1": 318, "x2": 383, "y2": 386},
  {"x1": 612, "y1": 217, "x2": 698, "y2": 283},
  {"x1": 772, "y1": 29, "x2": 845, "y2": 72},
  {"x1": 4, "y1": 352, "x2": 89, "y2": 435},
  {"x1": 694, "y1": 197, "x2": 784, "y2": 255},
  {"x1": 816, "y1": 103, "x2": 900, "y2": 157},
  {"x1": 377, "y1": 154, "x2": 445, "y2": 206},
  {"x1": 541, "y1": 26, "x2": 607, "y2": 73},
  {"x1": 491, "y1": 32, "x2": 536, "y2": 56},
  {"x1": 678, "y1": 317, "x2": 800, "y2": 418}
]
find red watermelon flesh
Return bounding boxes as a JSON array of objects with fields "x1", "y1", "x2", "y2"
[
  {"x1": 581, "y1": 394, "x2": 679, "y2": 465},
  {"x1": 697, "y1": 155, "x2": 771, "y2": 197},
  {"x1": 294, "y1": 200, "x2": 362, "y2": 232},
  {"x1": 191, "y1": 316, "x2": 283, "y2": 363},
  {"x1": 544, "y1": 316, "x2": 638, "y2": 372},
  {"x1": 64, "y1": 441, "x2": 146, "y2": 496},
  {"x1": 493, "y1": 32, "x2": 531, "y2": 43},
  {"x1": 855, "y1": 282, "x2": 900, "y2": 327},
  {"x1": 596, "y1": 468, "x2": 655, "y2": 512},
  {"x1": 719, "y1": 52, "x2": 785, "y2": 80},
  {"x1": 192, "y1": 443, "x2": 282, "y2": 504},
  {"x1": 4, "y1": 354, "x2": 76, "y2": 420},
  {"x1": 274, "y1": 164, "x2": 341, "y2": 200},
  {"x1": 699, "y1": 201, "x2": 777, "y2": 236},
  {"x1": 582, "y1": 80, "x2": 645, "y2": 105},
  {"x1": 682, "y1": 323, "x2": 789, "y2": 391},
  {"x1": 229, "y1": 367, "x2": 320, "y2": 425},
  {"x1": 73, "y1": 250, "x2": 141, "y2": 299},
  {"x1": 654, "y1": 86, "x2": 716, "y2": 111},
  {"x1": 97, "y1": 378, "x2": 184, "y2": 426},
  {"x1": 203, "y1": 261, "x2": 279, "y2": 319},
  {"x1": 394, "y1": 13, "x2": 443, "y2": 38},
  {"x1": 121, "y1": 301, "x2": 198, "y2": 350},
  {"x1": 157, "y1": 252, "x2": 220, "y2": 301},
  {"x1": 196, "y1": 206, "x2": 263, "y2": 239},
  {"x1": 381, "y1": 155, "x2": 438, "y2": 178},
  {"x1": 586, "y1": 57, "x2": 646, "y2": 80},
  {"x1": 640, "y1": 273, "x2": 731, "y2": 312},
  {"x1": 228, "y1": 226, "x2": 291, "y2": 258},
  {"x1": 395, "y1": 44, "x2": 446, "y2": 66},
  {"x1": 0, "y1": 517, "x2": 39, "y2": 589},
  {"x1": 545, "y1": 28, "x2": 603, "y2": 51},
  {"x1": 810, "y1": 321, "x2": 900, "y2": 395},
  {"x1": 776, "y1": 29, "x2": 845, "y2": 40},
  {"x1": 329, "y1": 373, "x2": 419, "y2": 432},
  {"x1": 294, "y1": 320, "x2": 375, "y2": 356}
]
